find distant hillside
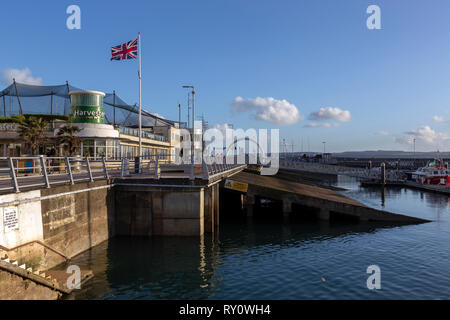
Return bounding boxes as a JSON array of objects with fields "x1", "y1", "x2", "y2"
[{"x1": 332, "y1": 150, "x2": 450, "y2": 159}]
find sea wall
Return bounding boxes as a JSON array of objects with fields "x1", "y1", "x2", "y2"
[
  {"x1": 40, "y1": 181, "x2": 115, "y2": 268},
  {"x1": 0, "y1": 181, "x2": 115, "y2": 270},
  {"x1": 0, "y1": 190, "x2": 44, "y2": 249},
  {"x1": 115, "y1": 184, "x2": 205, "y2": 236}
]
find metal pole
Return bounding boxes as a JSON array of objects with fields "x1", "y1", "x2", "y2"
[
  {"x1": 85, "y1": 157, "x2": 94, "y2": 182},
  {"x1": 203, "y1": 160, "x2": 209, "y2": 179},
  {"x1": 50, "y1": 94, "x2": 53, "y2": 115},
  {"x1": 65, "y1": 81, "x2": 70, "y2": 116},
  {"x1": 13, "y1": 79, "x2": 23, "y2": 115},
  {"x1": 187, "y1": 92, "x2": 190, "y2": 129},
  {"x1": 307, "y1": 137, "x2": 310, "y2": 153},
  {"x1": 120, "y1": 158, "x2": 126, "y2": 178},
  {"x1": 113, "y1": 90, "x2": 116, "y2": 126},
  {"x1": 2, "y1": 95, "x2": 6, "y2": 117},
  {"x1": 102, "y1": 157, "x2": 109, "y2": 180},
  {"x1": 155, "y1": 154, "x2": 160, "y2": 179},
  {"x1": 40, "y1": 155, "x2": 50, "y2": 188},
  {"x1": 8, "y1": 158, "x2": 19, "y2": 193},
  {"x1": 178, "y1": 103, "x2": 181, "y2": 126},
  {"x1": 65, "y1": 157, "x2": 74, "y2": 185},
  {"x1": 191, "y1": 87, "x2": 195, "y2": 180},
  {"x1": 138, "y1": 32, "x2": 142, "y2": 164}
]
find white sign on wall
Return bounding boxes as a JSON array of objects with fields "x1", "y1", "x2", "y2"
[
  {"x1": 3, "y1": 206, "x2": 19, "y2": 232},
  {"x1": 0, "y1": 123, "x2": 19, "y2": 131}
]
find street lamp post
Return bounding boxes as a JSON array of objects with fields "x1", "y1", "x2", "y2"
[
  {"x1": 178, "y1": 102, "x2": 181, "y2": 126},
  {"x1": 183, "y1": 85, "x2": 195, "y2": 180}
]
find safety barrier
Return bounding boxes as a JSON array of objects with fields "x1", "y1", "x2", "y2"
[
  {"x1": 0, "y1": 155, "x2": 246, "y2": 193},
  {"x1": 279, "y1": 160, "x2": 404, "y2": 181}
]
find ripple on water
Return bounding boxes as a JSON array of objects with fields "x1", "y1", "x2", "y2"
[{"x1": 63, "y1": 177, "x2": 450, "y2": 300}]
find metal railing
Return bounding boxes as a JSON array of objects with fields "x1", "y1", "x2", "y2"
[
  {"x1": 279, "y1": 160, "x2": 404, "y2": 181},
  {"x1": 118, "y1": 126, "x2": 166, "y2": 142},
  {"x1": 0, "y1": 156, "x2": 121, "y2": 193},
  {"x1": 202, "y1": 155, "x2": 246, "y2": 180},
  {"x1": 0, "y1": 155, "x2": 246, "y2": 193}
]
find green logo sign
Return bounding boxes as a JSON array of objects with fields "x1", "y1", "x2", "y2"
[
  {"x1": 69, "y1": 91, "x2": 106, "y2": 124},
  {"x1": 70, "y1": 106, "x2": 105, "y2": 123}
]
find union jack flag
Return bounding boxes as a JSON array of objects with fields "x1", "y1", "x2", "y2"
[{"x1": 110, "y1": 38, "x2": 138, "y2": 61}]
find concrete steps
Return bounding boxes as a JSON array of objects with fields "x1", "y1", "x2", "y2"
[
  {"x1": 0, "y1": 253, "x2": 62, "y2": 291},
  {"x1": 1, "y1": 252, "x2": 94, "y2": 296}
]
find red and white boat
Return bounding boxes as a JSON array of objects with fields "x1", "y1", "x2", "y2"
[{"x1": 411, "y1": 158, "x2": 450, "y2": 185}]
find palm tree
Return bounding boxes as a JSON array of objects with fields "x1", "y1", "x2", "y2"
[
  {"x1": 57, "y1": 125, "x2": 81, "y2": 156},
  {"x1": 18, "y1": 116, "x2": 49, "y2": 155}
]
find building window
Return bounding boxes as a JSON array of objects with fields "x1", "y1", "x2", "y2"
[
  {"x1": 142, "y1": 147, "x2": 153, "y2": 159},
  {"x1": 6, "y1": 144, "x2": 22, "y2": 157},
  {"x1": 157, "y1": 149, "x2": 167, "y2": 160},
  {"x1": 120, "y1": 145, "x2": 135, "y2": 159},
  {"x1": 80, "y1": 139, "x2": 117, "y2": 159},
  {"x1": 82, "y1": 140, "x2": 95, "y2": 158},
  {"x1": 96, "y1": 140, "x2": 106, "y2": 158},
  {"x1": 106, "y1": 140, "x2": 115, "y2": 159}
]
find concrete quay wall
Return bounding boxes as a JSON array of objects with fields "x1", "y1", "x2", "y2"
[
  {"x1": 0, "y1": 180, "x2": 115, "y2": 270},
  {"x1": 114, "y1": 183, "x2": 219, "y2": 237}
]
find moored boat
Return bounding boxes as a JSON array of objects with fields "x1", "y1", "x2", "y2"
[{"x1": 411, "y1": 158, "x2": 450, "y2": 185}]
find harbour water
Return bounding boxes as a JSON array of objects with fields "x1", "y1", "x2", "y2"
[{"x1": 63, "y1": 175, "x2": 450, "y2": 300}]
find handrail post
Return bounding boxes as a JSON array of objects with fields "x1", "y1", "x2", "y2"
[
  {"x1": 65, "y1": 157, "x2": 74, "y2": 185},
  {"x1": 39, "y1": 156, "x2": 50, "y2": 188},
  {"x1": 155, "y1": 154, "x2": 160, "y2": 179},
  {"x1": 102, "y1": 157, "x2": 109, "y2": 180},
  {"x1": 202, "y1": 160, "x2": 209, "y2": 179},
  {"x1": 120, "y1": 158, "x2": 127, "y2": 178},
  {"x1": 7, "y1": 158, "x2": 19, "y2": 193},
  {"x1": 85, "y1": 157, "x2": 94, "y2": 182}
]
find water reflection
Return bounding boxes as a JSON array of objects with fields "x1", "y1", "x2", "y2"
[
  {"x1": 334, "y1": 176, "x2": 450, "y2": 221},
  {"x1": 61, "y1": 219, "x2": 412, "y2": 300},
  {"x1": 58, "y1": 175, "x2": 450, "y2": 300}
]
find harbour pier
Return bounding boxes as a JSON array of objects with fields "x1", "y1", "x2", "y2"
[
  {"x1": 222, "y1": 171, "x2": 428, "y2": 224},
  {"x1": 0, "y1": 155, "x2": 430, "y2": 299}
]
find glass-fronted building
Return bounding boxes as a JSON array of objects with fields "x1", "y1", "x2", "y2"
[{"x1": 0, "y1": 90, "x2": 181, "y2": 160}]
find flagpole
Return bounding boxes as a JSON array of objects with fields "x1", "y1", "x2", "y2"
[{"x1": 138, "y1": 32, "x2": 142, "y2": 170}]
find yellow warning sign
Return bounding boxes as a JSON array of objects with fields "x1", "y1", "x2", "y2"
[{"x1": 224, "y1": 179, "x2": 248, "y2": 193}]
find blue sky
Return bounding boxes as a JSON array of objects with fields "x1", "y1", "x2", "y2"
[{"x1": 1, "y1": 0, "x2": 450, "y2": 152}]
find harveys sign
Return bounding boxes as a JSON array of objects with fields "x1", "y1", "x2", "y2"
[{"x1": 69, "y1": 90, "x2": 106, "y2": 124}]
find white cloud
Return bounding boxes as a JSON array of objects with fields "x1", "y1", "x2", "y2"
[
  {"x1": 1, "y1": 67, "x2": 43, "y2": 85},
  {"x1": 432, "y1": 115, "x2": 444, "y2": 122},
  {"x1": 395, "y1": 125, "x2": 450, "y2": 146},
  {"x1": 231, "y1": 96, "x2": 302, "y2": 125},
  {"x1": 303, "y1": 122, "x2": 340, "y2": 128},
  {"x1": 375, "y1": 131, "x2": 389, "y2": 136},
  {"x1": 308, "y1": 107, "x2": 351, "y2": 122},
  {"x1": 212, "y1": 123, "x2": 232, "y2": 134},
  {"x1": 406, "y1": 126, "x2": 441, "y2": 143}
]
